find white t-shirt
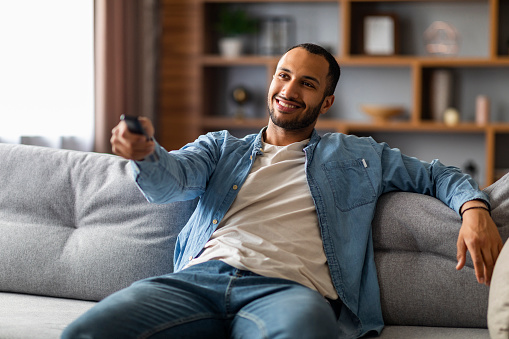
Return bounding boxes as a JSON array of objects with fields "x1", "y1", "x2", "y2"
[{"x1": 187, "y1": 139, "x2": 338, "y2": 299}]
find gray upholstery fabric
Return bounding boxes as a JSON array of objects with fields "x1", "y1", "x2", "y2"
[
  {"x1": 0, "y1": 144, "x2": 197, "y2": 301},
  {"x1": 1, "y1": 143, "x2": 508, "y2": 338},
  {"x1": 488, "y1": 241, "x2": 509, "y2": 339},
  {"x1": 369, "y1": 325, "x2": 489, "y2": 339},
  {"x1": 0, "y1": 292, "x2": 95, "y2": 339},
  {"x1": 372, "y1": 186, "x2": 509, "y2": 328},
  {"x1": 484, "y1": 171, "x2": 509, "y2": 228},
  {"x1": 486, "y1": 172, "x2": 509, "y2": 338}
]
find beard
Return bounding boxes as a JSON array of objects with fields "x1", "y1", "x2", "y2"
[{"x1": 268, "y1": 97, "x2": 324, "y2": 130}]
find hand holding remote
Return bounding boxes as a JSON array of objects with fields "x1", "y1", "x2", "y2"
[{"x1": 111, "y1": 115, "x2": 156, "y2": 161}]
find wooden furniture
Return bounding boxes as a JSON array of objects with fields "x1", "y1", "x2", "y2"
[{"x1": 158, "y1": 0, "x2": 509, "y2": 186}]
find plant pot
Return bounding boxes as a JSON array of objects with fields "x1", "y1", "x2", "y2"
[{"x1": 218, "y1": 37, "x2": 243, "y2": 57}]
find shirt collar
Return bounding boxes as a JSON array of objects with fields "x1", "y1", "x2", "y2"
[{"x1": 255, "y1": 127, "x2": 321, "y2": 150}]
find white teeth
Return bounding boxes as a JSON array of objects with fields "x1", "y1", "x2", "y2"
[{"x1": 279, "y1": 101, "x2": 297, "y2": 109}]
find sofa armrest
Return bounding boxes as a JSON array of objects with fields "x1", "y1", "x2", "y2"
[{"x1": 488, "y1": 240, "x2": 509, "y2": 339}]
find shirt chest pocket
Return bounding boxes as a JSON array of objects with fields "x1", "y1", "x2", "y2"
[{"x1": 322, "y1": 159, "x2": 377, "y2": 212}]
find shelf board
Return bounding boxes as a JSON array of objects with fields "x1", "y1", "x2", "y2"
[
  {"x1": 202, "y1": 0, "x2": 336, "y2": 2},
  {"x1": 201, "y1": 117, "x2": 509, "y2": 134},
  {"x1": 490, "y1": 124, "x2": 509, "y2": 132},
  {"x1": 347, "y1": 0, "x2": 486, "y2": 2},
  {"x1": 200, "y1": 55, "x2": 277, "y2": 66},
  {"x1": 343, "y1": 121, "x2": 490, "y2": 133},
  {"x1": 417, "y1": 57, "x2": 509, "y2": 67},
  {"x1": 338, "y1": 56, "x2": 509, "y2": 67},
  {"x1": 203, "y1": 0, "x2": 486, "y2": 3},
  {"x1": 201, "y1": 54, "x2": 509, "y2": 67},
  {"x1": 338, "y1": 56, "x2": 415, "y2": 66}
]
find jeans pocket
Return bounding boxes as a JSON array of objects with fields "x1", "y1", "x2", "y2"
[{"x1": 322, "y1": 159, "x2": 376, "y2": 212}]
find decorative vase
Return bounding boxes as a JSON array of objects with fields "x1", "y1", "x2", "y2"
[
  {"x1": 218, "y1": 37, "x2": 243, "y2": 57},
  {"x1": 430, "y1": 69, "x2": 453, "y2": 122},
  {"x1": 476, "y1": 95, "x2": 490, "y2": 125}
]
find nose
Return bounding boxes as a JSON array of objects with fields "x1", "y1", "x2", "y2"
[{"x1": 281, "y1": 80, "x2": 300, "y2": 100}]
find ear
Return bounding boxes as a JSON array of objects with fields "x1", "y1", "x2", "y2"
[{"x1": 320, "y1": 95, "x2": 335, "y2": 115}]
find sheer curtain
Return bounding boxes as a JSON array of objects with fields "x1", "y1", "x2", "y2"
[
  {"x1": 0, "y1": 0, "x2": 159, "y2": 153},
  {"x1": 94, "y1": 0, "x2": 160, "y2": 153},
  {"x1": 0, "y1": 1, "x2": 94, "y2": 151}
]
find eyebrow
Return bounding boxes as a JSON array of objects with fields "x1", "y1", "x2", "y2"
[{"x1": 278, "y1": 67, "x2": 321, "y2": 86}]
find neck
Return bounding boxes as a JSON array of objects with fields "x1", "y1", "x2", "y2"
[{"x1": 264, "y1": 120, "x2": 315, "y2": 146}]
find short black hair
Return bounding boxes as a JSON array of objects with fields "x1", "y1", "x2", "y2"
[{"x1": 286, "y1": 43, "x2": 341, "y2": 97}]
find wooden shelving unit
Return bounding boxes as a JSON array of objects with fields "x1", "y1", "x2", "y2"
[{"x1": 158, "y1": 0, "x2": 509, "y2": 186}]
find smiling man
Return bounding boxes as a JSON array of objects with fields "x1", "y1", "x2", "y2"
[
  {"x1": 266, "y1": 45, "x2": 336, "y2": 144},
  {"x1": 63, "y1": 43, "x2": 502, "y2": 339}
]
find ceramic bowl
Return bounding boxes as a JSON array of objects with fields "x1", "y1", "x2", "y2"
[{"x1": 361, "y1": 105, "x2": 404, "y2": 123}]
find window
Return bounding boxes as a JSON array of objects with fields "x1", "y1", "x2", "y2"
[{"x1": 0, "y1": 1, "x2": 94, "y2": 150}]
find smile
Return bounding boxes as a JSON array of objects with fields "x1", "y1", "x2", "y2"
[
  {"x1": 279, "y1": 101, "x2": 298, "y2": 109},
  {"x1": 275, "y1": 97, "x2": 303, "y2": 112}
]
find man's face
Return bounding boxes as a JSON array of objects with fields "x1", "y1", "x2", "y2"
[{"x1": 267, "y1": 48, "x2": 334, "y2": 131}]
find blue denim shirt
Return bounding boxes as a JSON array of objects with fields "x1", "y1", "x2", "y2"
[{"x1": 132, "y1": 128, "x2": 489, "y2": 338}]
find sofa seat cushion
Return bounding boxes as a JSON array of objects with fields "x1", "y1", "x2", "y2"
[
  {"x1": 0, "y1": 292, "x2": 96, "y2": 339},
  {"x1": 365, "y1": 325, "x2": 489, "y2": 339}
]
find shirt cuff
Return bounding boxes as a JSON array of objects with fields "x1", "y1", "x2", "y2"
[{"x1": 130, "y1": 140, "x2": 163, "y2": 179}]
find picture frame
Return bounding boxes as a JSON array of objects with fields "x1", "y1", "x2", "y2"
[{"x1": 362, "y1": 14, "x2": 399, "y2": 56}]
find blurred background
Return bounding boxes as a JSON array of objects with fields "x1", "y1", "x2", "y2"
[{"x1": 1, "y1": 0, "x2": 508, "y2": 187}]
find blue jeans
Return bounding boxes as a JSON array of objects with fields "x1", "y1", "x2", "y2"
[{"x1": 62, "y1": 261, "x2": 339, "y2": 338}]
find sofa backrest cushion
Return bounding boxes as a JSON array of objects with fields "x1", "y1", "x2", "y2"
[
  {"x1": 0, "y1": 144, "x2": 197, "y2": 301},
  {"x1": 372, "y1": 174, "x2": 509, "y2": 328}
]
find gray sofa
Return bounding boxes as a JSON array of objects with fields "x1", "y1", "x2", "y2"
[{"x1": 0, "y1": 143, "x2": 508, "y2": 339}]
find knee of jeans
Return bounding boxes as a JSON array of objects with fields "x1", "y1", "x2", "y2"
[
  {"x1": 234, "y1": 307, "x2": 337, "y2": 339},
  {"x1": 60, "y1": 291, "x2": 136, "y2": 339},
  {"x1": 234, "y1": 291, "x2": 338, "y2": 339},
  {"x1": 303, "y1": 298, "x2": 338, "y2": 325},
  {"x1": 285, "y1": 292, "x2": 338, "y2": 337},
  {"x1": 62, "y1": 317, "x2": 124, "y2": 339},
  {"x1": 61, "y1": 320, "x2": 94, "y2": 339}
]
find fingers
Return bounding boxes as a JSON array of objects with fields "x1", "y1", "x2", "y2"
[
  {"x1": 137, "y1": 117, "x2": 155, "y2": 138},
  {"x1": 457, "y1": 240, "x2": 488, "y2": 285},
  {"x1": 457, "y1": 234, "x2": 490, "y2": 285},
  {"x1": 456, "y1": 237, "x2": 466, "y2": 271},
  {"x1": 482, "y1": 247, "x2": 496, "y2": 286},
  {"x1": 470, "y1": 247, "x2": 486, "y2": 285},
  {"x1": 485, "y1": 236, "x2": 504, "y2": 285},
  {"x1": 111, "y1": 121, "x2": 155, "y2": 160},
  {"x1": 456, "y1": 220, "x2": 503, "y2": 286}
]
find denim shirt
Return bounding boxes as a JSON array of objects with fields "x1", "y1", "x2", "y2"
[{"x1": 132, "y1": 128, "x2": 489, "y2": 338}]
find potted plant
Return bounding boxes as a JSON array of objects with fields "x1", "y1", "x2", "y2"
[{"x1": 216, "y1": 6, "x2": 257, "y2": 57}]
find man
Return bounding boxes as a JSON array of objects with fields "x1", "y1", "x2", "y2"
[{"x1": 63, "y1": 43, "x2": 502, "y2": 338}]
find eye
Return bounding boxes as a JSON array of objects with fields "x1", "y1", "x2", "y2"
[
  {"x1": 278, "y1": 73, "x2": 289, "y2": 80},
  {"x1": 302, "y1": 81, "x2": 315, "y2": 88}
]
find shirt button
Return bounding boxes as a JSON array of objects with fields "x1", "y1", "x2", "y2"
[
  {"x1": 233, "y1": 185, "x2": 238, "y2": 190},
  {"x1": 212, "y1": 219, "x2": 218, "y2": 225},
  {"x1": 188, "y1": 256, "x2": 193, "y2": 261}
]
